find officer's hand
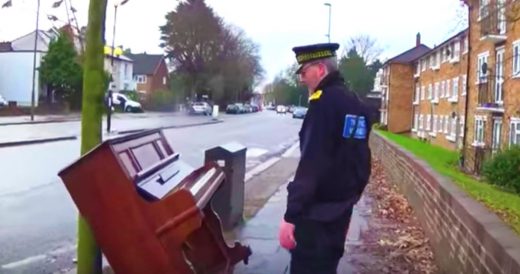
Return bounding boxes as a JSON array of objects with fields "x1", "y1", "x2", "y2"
[{"x1": 278, "y1": 220, "x2": 296, "y2": 250}]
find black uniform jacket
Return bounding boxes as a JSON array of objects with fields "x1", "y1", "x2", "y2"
[{"x1": 284, "y1": 71, "x2": 372, "y2": 223}]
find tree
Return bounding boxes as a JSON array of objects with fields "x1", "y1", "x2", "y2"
[
  {"x1": 159, "y1": 0, "x2": 223, "y2": 97},
  {"x1": 159, "y1": 0, "x2": 263, "y2": 105},
  {"x1": 344, "y1": 34, "x2": 383, "y2": 65},
  {"x1": 39, "y1": 31, "x2": 83, "y2": 108},
  {"x1": 339, "y1": 48, "x2": 373, "y2": 97},
  {"x1": 76, "y1": 0, "x2": 108, "y2": 273}
]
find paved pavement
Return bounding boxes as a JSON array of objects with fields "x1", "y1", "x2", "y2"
[
  {"x1": 0, "y1": 112, "x2": 220, "y2": 147},
  {"x1": 234, "y1": 145, "x2": 370, "y2": 274}
]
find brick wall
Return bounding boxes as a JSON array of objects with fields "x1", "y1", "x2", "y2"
[
  {"x1": 388, "y1": 63, "x2": 414, "y2": 133},
  {"x1": 370, "y1": 131, "x2": 520, "y2": 274}
]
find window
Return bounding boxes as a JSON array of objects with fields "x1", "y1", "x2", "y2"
[
  {"x1": 477, "y1": 52, "x2": 489, "y2": 82},
  {"x1": 413, "y1": 114, "x2": 419, "y2": 131},
  {"x1": 444, "y1": 116, "x2": 449, "y2": 134},
  {"x1": 428, "y1": 84, "x2": 432, "y2": 99},
  {"x1": 419, "y1": 115, "x2": 423, "y2": 130},
  {"x1": 460, "y1": 116, "x2": 465, "y2": 137},
  {"x1": 474, "y1": 116, "x2": 486, "y2": 145},
  {"x1": 479, "y1": 0, "x2": 489, "y2": 20},
  {"x1": 451, "y1": 117, "x2": 457, "y2": 137},
  {"x1": 414, "y1": 86, "x2": 420, "y2": 104},
  {"x1": 426, "y1": 115, "x2": 431, "y2": 131},
  {"x1": 452, "y1": 77, "x2": 459, "y2": 100},
  {"x1": 433, "y1": 115, "x2": 438, "y2": 133},
  {"x1": 136, "y1": 75, "x2": 146, "y2": 84},
  {"x1": 513, "y1": 40, "x2": 520, "y2": 77},
  {"x1": 163, "y1": 77, "x2": 167, "y2": 85},
  {"x1": 434, "y1": 82, "x2": 439, "y2": 102},
  {"x1": 439, "y1": 116, "x2": 444, "y2": 133},
  {"x1": 421, "y1": 86, "x2": 425, "y2": 100},
  {"x1": 441, "y1": 80, "x2": 446, "y2": 98},
  {"x1": 510, "y1": 118, "x2": 520, "y2": 146},
  {"x1": 461, "y1": 75, "x2": 467, "y2": 95},
  {"x1": 446, "y1": 80, "x2": 451, "y2": 99}
]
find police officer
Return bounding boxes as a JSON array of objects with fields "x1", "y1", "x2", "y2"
[{"x1": 278, "y1": 43, "x2": 372, "y2": 274}]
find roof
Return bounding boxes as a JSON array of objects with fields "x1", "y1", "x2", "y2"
[
  {"x1": 416, "y1": 28, "x2": 468, "y2": 60},
  {"x1": 385, "y1": 44, "x2": 431, "y2": 65},
  {"x1": 127, "y1": 53, "x2": 165, "y2": 75}
]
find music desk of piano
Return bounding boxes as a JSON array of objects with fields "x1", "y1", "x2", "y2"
[{"x1": 58, "y1": 129, "x2": 252, "y2": 274}]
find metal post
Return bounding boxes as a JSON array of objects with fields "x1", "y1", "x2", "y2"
[
  {"x1": 111, "y1": 4, "x2": 117, "y2": 67},
  {"x1": 30, "y1": 0, "x2": 41, "y2": 121}
]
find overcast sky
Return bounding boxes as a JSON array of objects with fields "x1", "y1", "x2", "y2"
[{"x1": 0, "y1": 0, "x2": 467, "y2": 89}]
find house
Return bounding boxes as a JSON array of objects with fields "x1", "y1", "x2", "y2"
[
  {"x1": 0, "y1": 28, "x2": 59, "y2": 107},
  {"x1": 0, "y1": 25, "x2": 83, "y2": 107},
  {"x1": 104, "y1": 46, "x2": 134, "y2": 92},
  {"x1": 460, "y1": 0, "x2": 520, "y2": 174},
  {"x1": 127, "y1": 53, "x2": 169, "y2": 98},
  {"x1": 411, "y1": 29, "x2": 469, "y2": 151},
  {"x1": 379, "y1": 33, "x2": 431, "y2": 133}
]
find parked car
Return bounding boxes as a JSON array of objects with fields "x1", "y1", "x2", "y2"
[
  {"x1": 276, "y1": 105, "x2": 287, "y2": 114},
  {"x1": 112, "y1": 92, "x2": 143, "y2": 113},
  {"x1": 226, "y1": 104, "x2": 240, "y2": 114},
  {"x1": 292, "y1": 107, "x2": 307, "y2": 119},
  {"x1": 189, "y1": 101, "x2": 212, "y2": 115},
  {"x1": 0, "y1": 94, "x2": 7, "y2": 107}
]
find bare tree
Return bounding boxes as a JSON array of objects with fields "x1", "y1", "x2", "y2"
[{"x1": 344, "y1": 34, "x2": 383, "y2": 64}]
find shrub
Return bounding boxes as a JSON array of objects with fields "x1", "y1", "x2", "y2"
[
  {"x1": 482, "y1": 146, "x2": 520, "y2": 194},
  {"x1": 149, "y1": 89, "x2": 176, "y2": 111}
]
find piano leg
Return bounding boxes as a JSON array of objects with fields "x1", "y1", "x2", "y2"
[{"x1": 182, "y1": 205, "x2": 252, "y2": 274}]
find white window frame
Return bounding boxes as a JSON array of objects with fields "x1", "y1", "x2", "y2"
[
  {"x1": 414, "y1": 86, "x2": 420, "y2": 104},
  {"x1": 136, "y1": 75, "x2": 147, "y2": 84},
  {"x1": 461, "y1": 75, "x2": 467, "y2": 96},
  {"x1": 510, "y1": 118, "x2": 520, "y2": 146},
  {"x1": 473, "y1": 116, "x2": 487, "y2": 146},
  {"x1": 413, "y1": 114, "x2": 419, "y2": 132},
  {"x1": 426, "y1": 115, "x2": 431, "y2": 131},
  {"x1": 419, "y1": 114, "x2": 424, "y2": 130},
  {"x1": 428, "y1": 84, "x2": 433, "y2": 100},
  {"x1": 433, "y1": 82, "x2": 439, "y2": 103},
  {"x1": 460, "y1": 116, "x2": 465, "y2": 137},
  {"x1": 513, "y1": 40, "x2": 520, "y2": 77},
  {"x1": 444, "y1": 116, "x2": 449, "y2": 134},
  {"x1": 431, "y1": 115, "x2": 438, "y2": 136},
  {"x1": 449, "y1": 77, "x2": 459, "y2": 102},
  {"x1": 477, "y1": 51, "x2": 490, "y2": 83}
]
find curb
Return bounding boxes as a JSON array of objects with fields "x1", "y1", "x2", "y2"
[
  {"x1": 0, "y1": 120, "x2": 224, "y2": 148},
  {"x1": 0, "y1": 136, "x2": 78, "y2": 148},
  {"x1": 0, "y1": 118, "x2": 80, "y2": 126}
]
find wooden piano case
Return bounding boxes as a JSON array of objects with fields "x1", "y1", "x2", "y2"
[{"x1": 58, "y1": 129, "x2": 251, "y2": 274}]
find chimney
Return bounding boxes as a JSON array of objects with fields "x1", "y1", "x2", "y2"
[{"x1": 416, "y1": 32, "x2": 421, "y2": 47}]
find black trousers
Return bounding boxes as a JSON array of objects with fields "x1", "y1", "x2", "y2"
[{"x1": 289, "y1": 208, "x2": 353, "y2": 274}]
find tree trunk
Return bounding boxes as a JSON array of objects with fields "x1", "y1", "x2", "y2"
[{"x1": 76, "y1": 0, "x2": 107, "y2": 273}]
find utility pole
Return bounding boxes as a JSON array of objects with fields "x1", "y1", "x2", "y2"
[{"x1": 30, "y1": 0, "x2": 41, "y2": 121}]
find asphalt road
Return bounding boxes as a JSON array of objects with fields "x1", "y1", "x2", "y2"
[{"x1": 0, "y1": 110, "x2": 302, "y2": 273}]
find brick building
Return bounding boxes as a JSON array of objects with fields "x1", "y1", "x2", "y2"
[
  {"x1": 411, "y1": 29, "x2": 469, "y2": 151},
  {"x1": 380, "y1": 34, "x2": 431, "y2": 133},
  {"x1": 461, "y1": 0, "x2": 520, "y2": 173}
]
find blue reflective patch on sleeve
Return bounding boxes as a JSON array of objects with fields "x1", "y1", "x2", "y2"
[{"x1": 342, "y1": 114, "x2": 367, "y2": 139}]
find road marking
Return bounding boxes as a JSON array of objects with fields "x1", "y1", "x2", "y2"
[
  {"x1": 1, "y1": 244, "x2": 76, "y2": 270},
  {"x1": 246, "y1": 147, "x2": 268, "y2": 158},
  {"x1": 245, "y1": 157, "x2": 281, "y2": 182},
  {"x1": 1, "y1": 254, "x2": 46, "y2": 269},
  {"x1": 282, "y1": 142, "x2": 299, "y2": 158}
]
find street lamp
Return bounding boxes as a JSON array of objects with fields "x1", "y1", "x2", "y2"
[
  {"x1": 111, "y1": 0, "x2": 129, "y2": 66},
  {"x1": 324, "y1": 2, "x2": 331, "y2": 43}
]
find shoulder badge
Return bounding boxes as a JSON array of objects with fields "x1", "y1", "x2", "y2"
[{"x1": 309, "y1": 90, "x2": 322, "y2": 101}]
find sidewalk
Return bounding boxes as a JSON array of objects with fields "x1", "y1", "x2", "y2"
[
  {"x1": 0, "y1": 112, "x2": 186, "y2": 126},
  {"x1": 0, "y1": 113, "x2": 222, "y2": 148}
]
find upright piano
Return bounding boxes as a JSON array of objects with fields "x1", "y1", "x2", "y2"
[{"x1": 58, "y1": 129, "x2": 251, "y2": 274}]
